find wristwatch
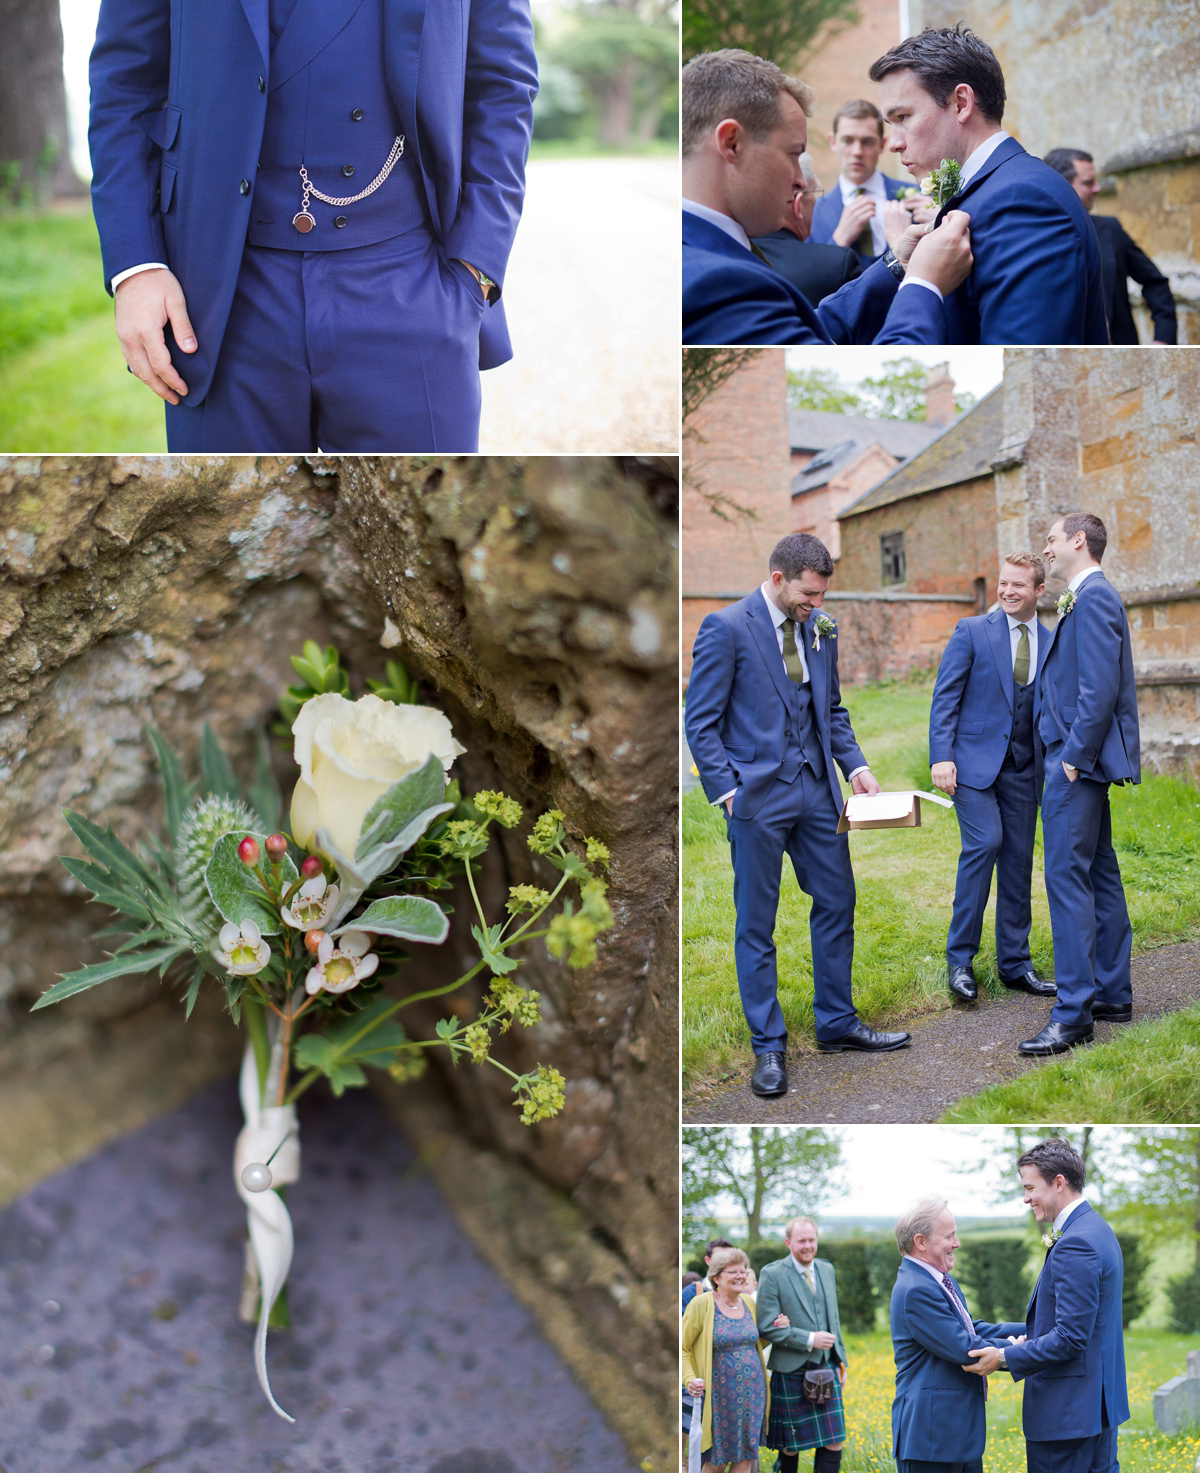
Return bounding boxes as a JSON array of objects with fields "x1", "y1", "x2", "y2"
[
  {"x1": 881, "y1": 247, "x2": 905, "y2": 281},
  {"x1": 997, "y1": 1348, "x2": 1007, "y2": 1369}
]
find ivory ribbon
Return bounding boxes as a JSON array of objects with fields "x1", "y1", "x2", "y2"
[{"x1": 234, "y1": 1040, "x2": 301, "y2": 1422}]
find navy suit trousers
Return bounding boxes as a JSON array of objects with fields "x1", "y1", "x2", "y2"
[
  {"x1": 727, "y1": 763, "x2": 858, "y2": 1051},
  {"x1": 1041, "y1": 746, "x2": 1132, "y2": 1029},
  {"x1": 946, "y1": 758, "x2": 1039, "y2": 974},
  {"x1": 1026, "y1": 1427, "x2": 1116, "y2": 1473},
  {"x1": 165, "y1": 228, "x2": 485, "y2": 452}
]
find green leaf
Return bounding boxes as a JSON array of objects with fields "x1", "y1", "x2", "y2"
[
  {"x1": 62, "y1": 809, "x2": 161, "y2": 894},
  {"x1": 201, "y1": 723, "x2": 238, "y2": 800},
  {"x1": 291, "y1": 1035, "x2": 369, "y2": 1096},
  {"x1": 435, "y1": 1017, "x2": 458, "y2": 1043},
  {"x1": 144, "y1": 727, "x2": 191, "y2": 844},
  {"x1": 183, "y1": 966, "x2": 204, "y2": 1019},
  {"x1": 355, "y1": 755, "x2": 449, "y2": 858},
  {"x1": 544, "y1": 849, "x2": 591, "y2": 881},
  {"x1": 59, "y1": 857, "x2": 153, "y2": 922},
  {"x1": 32, "y1": 943, "x2": 188, "y2": 1010},
  {"x1": 471, "y1": 922, "x2": 519, "y2": 976},
  {"x1": 204, "y1": 832, "x2": 297, "y2": 934},
  {"x1": 247, "y1": 727, "x2": 283, "y2": 835},
  {"x1": 292, "y1": 996, "x2": 411, "y2": 1089},
  {"x1": 335, "y1": 895, "x2": 449, "y2": 946},
  {"x1": 224, "y1": 974, "x2": 246, "y2": 1025}
]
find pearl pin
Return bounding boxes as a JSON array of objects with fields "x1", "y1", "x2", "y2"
[{"x1": 241, "y1": 1162, "x2": 273, "y2": 1193}]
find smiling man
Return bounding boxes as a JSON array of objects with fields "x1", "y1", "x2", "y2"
[
  {"x1": 928, "y1": 553, "x2": 1056, "y2": 1009},
  {"x1": 868, "y1": 25, "x2": 1108, "y2": 344}
]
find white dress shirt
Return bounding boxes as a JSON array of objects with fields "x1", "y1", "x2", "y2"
[
  {"x1": 1068, "y1": 565, "x2": 1103, "y2": 593},
  {"x1": 111, "y1": 262, "x2": 170, "y2": 290},
  {"x1": 838, "y1": 169, "x2": 888, "y2": 257},
  {"x1": 1053, "y1": 1195, "x2": 1088, "y2": 1232},
  {"x1": 959, "y1": 131, "x2": 1012, "y2": 188},
  {"x1": 1006, "y1": 612, "x2": 1038, "y2": 677},
  {"x1": 903, "y1": 1253, "x2": 949, "y2": 1282},
  {"x1": 683, "y1": 198, "x2": 752, "y2": 253}
]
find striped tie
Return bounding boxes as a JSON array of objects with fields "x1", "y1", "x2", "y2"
[{"x1": 942, "y1": 1274, "x2": 987, "y2": 1401}]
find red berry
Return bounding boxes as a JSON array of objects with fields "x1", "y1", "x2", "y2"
[
  {"x1": 304, "y1": 929, "x2": 324, "y2": 955},
  {"x1": 237, "y1": 836, "x2": 261, "y2": 866},
  {"x1": 265, "y1": 833, "x2": 288, "y2": 862},
  {"x1": 301, "y1": 855, "x2": 323, "y2": 878}
]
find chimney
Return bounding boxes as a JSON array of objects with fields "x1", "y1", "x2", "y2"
[{"x1": 925, "y1": 363, "x2": 957, "y2": 426}]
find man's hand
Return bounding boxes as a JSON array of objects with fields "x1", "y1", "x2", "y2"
[
  {"x1": 1062, "y1": 761, "x2": 1079, "y2": 783},
  {"x1": 812, "y1": 1330, "x2": 837, "y2": 1350},
  {"x1": 836, "y1": 1363, "x2": 847, "y2": 1386},
  {"x1": 686, "y1": 1378, "x2": 705, "y2": 1396},
  {"x1": 850, "y1": 770, "x2": 881, "y2": 796},
  {"x1": 773, "y1": 1313, "x2": 790, "y2": 1328},
  {"x1": 931, "y1": 761, "x2": 958, "y2": 796},
  {"x1": 113, "y1": 268, "x2": 196, "y2": 404},
  {"x1": 454, "y1": 259, "x2": 488, "y2": 301},
  {"x1": 905, "y1": 210, "x2": 973, "y2": 295},
  {"x1": 890, "y1": 219, "x2": 933, "y2": 266},
  {"x1": 1006, "y1": 1335, "x2": 1026, "y2": 1344},
  {"x1": 832, "y1": 194, "x2": 876, "y2": 249},
  {"x1": 881, "y1": 199, "x2": 911, "y2": 248},
  {"x1": 724, "y1": 797, "x2": 734, "y2": 816},
  {"x1": 900, "y1": 193, "x2": 937, "y2": 226},
  {"x1": 963, "y1": 1346, "x2": 1004, "y2": 1376}
]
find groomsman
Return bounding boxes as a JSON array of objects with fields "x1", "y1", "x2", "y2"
[
  {"x1": 1021, "y1": 514, "x2": 1140, "y2": 1056},
  {"x1": 965, "y1": 1138, "x2": 1129, "y2": 1473},
  {"x1": 928, "y1": 554, "x2": 1056, "y2": 1005}
]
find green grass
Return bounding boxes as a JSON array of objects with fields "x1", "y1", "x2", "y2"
[
  {"x1": 683, "y1": 675, "x2": 1200, "y2": 1098},
  {"x1": 0, "y1": 204, "x2": 109, "y2": 361}
]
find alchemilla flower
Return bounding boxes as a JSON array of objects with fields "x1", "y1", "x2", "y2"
[
  {"x1": 305, "y1": 929, "x2": 379, "y2": 995},
  {"x1": 473, "y1": 791, "x2": 522, "y2": 828},
  {"x1": 215, "y1": 920, "x2": 271, "y2": 976},
  {"x1": 515, "y1": 1064, "x2": 566, "y2": 1125},
  {"x1": 280, "y1": 874, "x2": 340, "y2": 931}
]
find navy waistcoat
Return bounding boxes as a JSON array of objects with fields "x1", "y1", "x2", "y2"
[
  {"x1": 781, "y1": 674, "x2": 826, "y2": 784},
  {"x1": 248, "y1": 0, "x2": 427, "y2": 251},
  {"x1": 1008, "y1": 677, "x2": 1035, "y2": 771}
]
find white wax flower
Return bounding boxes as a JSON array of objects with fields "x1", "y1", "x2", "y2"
[
  {"x1": 280, "y1": 874, "x2": 340, "y2": 931},
  {"x1": 215, "y1": 920, "x2": 271, "y2": 975},
  {"x1": 305, "y1": 928, "x2": 379, "y2": 995}
]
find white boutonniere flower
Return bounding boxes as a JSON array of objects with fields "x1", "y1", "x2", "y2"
[
  {"x1": 812, "y1": 613, "x2": 837, "y2": 652},
  {"x1": 1057, "y1": 589, "x2": 1076, "y2": 617},
  {"x1": 1040, "y1": 1227, "x2": 1063, "y2": 1248},
  {"x1": 922, "y1": 158, "x2": 963, "y2": 207}
]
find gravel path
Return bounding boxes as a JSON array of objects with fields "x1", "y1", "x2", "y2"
[
  {"x1": 685, "y1": 940, "x2": 1200, "y2": 1124},
  {"x1": 0, "y1": 1081, "x2": 638, "y2": 1473},
  {"x1": 478, "y1": 156, "x2": 678, "y2": 454}
]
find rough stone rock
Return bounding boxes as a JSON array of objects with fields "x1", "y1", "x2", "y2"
[{"x1": 0, "y1": 454, "x2": 679, "y2": 1463}]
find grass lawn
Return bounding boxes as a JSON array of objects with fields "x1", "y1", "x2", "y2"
[{"x1": 683, "y1": 675, "x2": 1200, "y2": 1109}]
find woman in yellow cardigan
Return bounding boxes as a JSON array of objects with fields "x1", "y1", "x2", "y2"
[{"x1": 682, "y1": 1246, "x2": 777, "y2": 1472}]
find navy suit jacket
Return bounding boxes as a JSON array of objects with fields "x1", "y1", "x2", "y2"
[
  {"x1": 751, "y1": 233, "x2": 862, "y2": 304},
  {"x1": 890, "y1": 1257, "x2": 1019, "y2": 1463},
  {"x1": 89, "y1": 0, "x2": 538, "y2": 399},
  {"x1": 684, "y1": 592, "x2": 866, "y2": 821},
  {"x1": 932, "y1": 137, "x2": 1108, "y2": 344},
  {"x1": 682, "y1": 212, "x2": 946, "y2": 346},
  {"x1": 1038, "y1": 572, "x2": 1140, "y2": 784},
  {"x1": 1004, "y1": 1202, "x2": 1130, "y2": 1441},
  {"x1": 811, "y1": 172, "x2": 908, "y2": 268},
  {"x1": 929, "y1": 608, "x2": 1052, "y2": 789}
]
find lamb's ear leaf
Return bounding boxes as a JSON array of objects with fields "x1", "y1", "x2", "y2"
[{"x1": 204, "y1": 832, "x2": 297, "y2": 934}]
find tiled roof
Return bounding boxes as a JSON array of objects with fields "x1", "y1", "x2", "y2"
[{"x1": 788, "y1": 408, "x2": 942, "y2": 459}]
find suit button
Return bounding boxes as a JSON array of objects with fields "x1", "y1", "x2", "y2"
[
  {"x1": 257, "y1": 75, "x2": 265, "y2": 91},
  {"x1": 238, "y1": 178, "x2": 250, "y2": 195},
  {"x1": 334, "y1": 215, "x2": 347, "y2": 228},
  {"x1": 351, "y1": 108, "x2": 364, "y2": 121},
  {"x1": 342, "y1": 164, "x2": 355, "y2": 177}
]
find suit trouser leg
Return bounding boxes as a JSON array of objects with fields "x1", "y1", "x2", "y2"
[
  {"x1": 1025, "y1": 1434, "x2": 1105, "y2": 1473},
  {"x1": 1041, "y1": 749, "x2": 1110, "y2": 1029},
  {"x1": 946, "y1": 782, "x2": 1003, "y2": 969},
  {"x1": 1090, "y1": 797, "x2": 1133, "y2": 1010},
  {"x1": 729, "y1": 781, "x2": 796, "y2": 1056},
  {"x1": 991, "y1": 758, "x2": 1039, "y2": 976}
]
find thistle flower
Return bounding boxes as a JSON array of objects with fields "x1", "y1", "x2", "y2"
[
  {"x1": 280, "y1": 874, "x2": 340, "y2": 931},
  {"x1": 176, "y1": 794, "x2": 262, "y2": 934},
  {"x1": 305, "y1": 929, "x2": 378, "y2": 995},
  {"x1": 215, "y1": 920, "x2": 271, "y2": 976}
]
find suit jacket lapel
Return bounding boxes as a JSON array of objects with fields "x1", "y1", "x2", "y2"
[
  {"x1": 747, "y1": 598, "x2": 797, "y2": 712},
  {"x1": 934, "y1": 136, "x2": 1026, "y2": 225},
  {"x1": 270, "y1": 0, "x2": 367, "y2": 92},
  {"x1": 804, "y1": 612, "x2": 828, "y2": 719},
  {"x1": 985, "y1": 608, "x2": 1014, "y2": 711},
  {"x1": 239, "y1": 0, "x2": 271, "y2": 67},
  {"x1": 1035, "y1": 618, "x2": 1053, "y2": 679}
]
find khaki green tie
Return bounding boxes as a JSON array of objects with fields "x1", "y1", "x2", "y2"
[
  {"x1": 781, "y1": 618, "x2": 806, "y2": 683},
  {"x1": 853, "y1": 187, "x2": 875, "y2": 257},
  {"x1": 749, "y1": 239, "x2": 771, "y2": 265},
  {"x1": 803, "y1": 1266, "x2": 815, "y2": 1295},
  {"x1": 1014, "y1": 623, "x2": 1030, "y2": 686}
]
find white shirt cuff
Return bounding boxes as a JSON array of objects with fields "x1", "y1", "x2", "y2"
[
  {"x1": 847, "y1": 766, "x2": 869, "y2": 780},
  {"x1": 111, "y1": 262, "x2": 169, "y2": 290},
  {"x1": 898, "y1": 275, "x2": 943, "y2": 301},
  {"x1": 713, "y1": 788, "x2": 736, "y2": 808},
  {"x1": 806, "y1": 1331, "x2": 815, "y2": 1350}
]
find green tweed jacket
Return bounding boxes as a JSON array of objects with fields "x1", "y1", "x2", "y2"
[{"x1": 755, "y1": 1255, "x2": 847, "y2": 1375}]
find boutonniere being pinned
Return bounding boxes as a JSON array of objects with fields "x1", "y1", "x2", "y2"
[
  {"x1": 812, "y1": 612, "x2": 837, "y2": 651},
  {"x1": 920, "y1": 158, "x2": 963, "y2": 208},
  {"x1": 1057, "y1": 589, "x2": 1076, "y2": 617},
  {"x1": 1041, "y1": 1227, "x2": 1063, "y2": 1248}
]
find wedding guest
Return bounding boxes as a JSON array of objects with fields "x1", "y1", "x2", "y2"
[
  {"x1": 684, "y1": 1238, "x2": 734, "y2": 1310},
  {"x1": 682, "y1": 1247, "x2": 771, "y2": 1473},
  {"x1": 752, "y1": 156, "x2": 864, "y2": 304},
  {"x1": 682, "y1": 49, "x2": 973, "y2": 346},
  {"x1": 1043, "y1": 148, "x2": 1178, "y2": 346},
  {"x1": 810, "y1": 100, "x2": 911, "y2": 267}
]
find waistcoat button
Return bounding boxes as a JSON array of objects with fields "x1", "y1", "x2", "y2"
[
  {"x1": 351, "y1": 108, "x2": 364, "y2": 121},
  {"x1": 342, "y1": 164, "x2": 355, "y2": 177},
  {"x1": 334, "y1": 216, "x2": 348, "y2": 228},
  {"x1": 239, "y1": 178, "x2": 250, "y2": 195},
  {"x1": 257, "y1": 75, "x2": 265, "y2": 91}
]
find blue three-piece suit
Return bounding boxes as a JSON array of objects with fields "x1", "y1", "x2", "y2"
[{"x1": 89, "y1": 0, "x2": 537, "y2": 451}]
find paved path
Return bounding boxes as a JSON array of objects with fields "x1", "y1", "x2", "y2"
[
  {"x1": 0, "y1": 1081, "x2": 638, "y2": 1473},
  {"x1": 684, "y1": 940, "x2": 1200, "y2": 1123},
  {"x1": 479, "y1": 156, "x2": 678, "y2": 454}
]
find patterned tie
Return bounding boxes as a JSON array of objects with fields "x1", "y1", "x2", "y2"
[
  {"x1": 942, "y1": 1273, "x2": 987, "y2": 1400},
  {"x1": 781, "y1": 619, "x2": 806, "y2": 684},
  {"x1": 1014, "y1": 623, "x2": 1030, "y2": 686},
  {"x1": 853, "y1": 187, "x2": 875, "y2": 257}
]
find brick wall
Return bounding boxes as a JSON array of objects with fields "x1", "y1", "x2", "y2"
[
  {"x1": 792, "y1": 444, "x2": 901, "y2": 556},
  {"x1": 836, "y1": 474, "x2": 1001, "y2": 594},
  {"x1": 825, "y1": 593, "x2": 975, "y2": 685}
]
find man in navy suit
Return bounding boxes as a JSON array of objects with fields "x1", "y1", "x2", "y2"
[
  {"x1": 869, "y1": 26, "x2": 1108, "y2": 344},
  {"x1": 1020, "y1": 513, "x2": 1140, "y2": 1056},
  {"x1": 810, "y1": 100, "x2": 913, "y2": 269},
  {"x1": 965, "y1": 1139, "x2": 1129, "y2": 1473},
  {"x1": 89, "y1": 0, "x2": 537, "y2": 451},
  {"x1": 928, "y1": 554, "x2": 1056, "y2": 1007},
  {"x1": 682, "y1": 49, "x2": 974, "y2": 346},
  {"x1": 891, "y1": 1197, "x2": 1022, "y2": 1473},
  {"x1": 684, "y1": 533, "x2": 911, "y2": 1098}
]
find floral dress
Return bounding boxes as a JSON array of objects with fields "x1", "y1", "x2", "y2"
[{"x1": 708, "y1": 1299, "x2": 767, "y2": 1463}]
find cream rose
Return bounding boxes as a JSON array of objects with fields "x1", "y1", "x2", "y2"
[{"x1": 290, "y1": 693, "x2": 465, "y2": 858}]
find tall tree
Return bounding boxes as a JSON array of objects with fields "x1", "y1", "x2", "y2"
[
  {"x1": 0, "y1": 0, "x2": 83, "y2": 203},
  {"x1": 788, "y1": 357, "x2": 975, "y2": 421},
  {"x1": 682, "y1": 1126, "x2": 844, "y2": 1245},
  {"x1": 683, "y1": 0, "x2": 859, "y2": 68},
  {"x1": 1106, "y1": 1129, "x2": 1200, "y2": 1272},
  {"x1": 551, "y1": 0, "x2": 678, "y2": 148},
  {"x1": 953, "y1": 1127, "x2": 1118, "y2": 1207}
]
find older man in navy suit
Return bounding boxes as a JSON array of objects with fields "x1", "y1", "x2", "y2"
[
  {"x1": 966, "y1": 1139, "x2": 1129, "y2": 1473},
  {"x1": 89, "y1": 0, "x2": 537, "y2": 451},
  {"x1": 1020, "y1": 513, "x2": 1140, "y2": 1056},
  {"x1": 869, "y1": 26, "x2": 1108, "y2": 345},
  {"x1": 891, "y1": 1197, "x2": 1023, "y2": 1473},
  {"x1": 928, "y1": 553, "x2": 1057, "y2": 1007},
  {"x1": 684, "y1": 532, "x2": 911, "y2": 1098}
]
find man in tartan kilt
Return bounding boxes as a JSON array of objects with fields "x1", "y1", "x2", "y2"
[{"x1": 756, "y1": 1217, "x2": 848, "y2": 1473}]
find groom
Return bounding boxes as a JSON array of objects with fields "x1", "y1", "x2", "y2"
[
  {"x1": 965, "y1": 1138, "x2": 1129, "y2": 1473},
  {"x1": 868, "y1": 25, "x2": 1108, "y2": 344},
  {"x1": 684, "y1": 533, "x2": 911, "y2": 1098},
  {"x1": 89, "y1": 0, "x2": 537, "y2": 451}
]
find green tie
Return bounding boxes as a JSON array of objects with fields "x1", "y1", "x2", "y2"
[
  {"x1": 749, "y1": 239, "x2": 771, "y2": 264},
  {"x1": 804, "y1": 1266, "x2": 815, "y2": 1294},
  {"x1": 853, "y1": 187, "x2": 875, "y2": 257},
  {"x1": 1014, "y1": 623, "x2": 1030, "y2": 686},
  {"x1": 781, "y1": 619, "x2": 805, "y2": 683}
]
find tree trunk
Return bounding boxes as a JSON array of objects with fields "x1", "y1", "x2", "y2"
[
  {"x1": 593, "y1": 58, "x2": 638, "y2": 148},
  {"x1": 0, "y1": 0, "x2": 84, "y2": 202}
]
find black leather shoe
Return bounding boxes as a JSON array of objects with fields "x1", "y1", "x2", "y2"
[
  {"x1": 948, "y1": 965, "x2": 978, "y2": 1003},
  {"x1": 1091, "y1": 1002, "x2": 1133, "y2": 1022},
  {"x1": 1018, "y1": 1021, "x2": 1094, "y2": 1056},
  {"x1": 817, "y1": 1022, "x2": 911, "y2": 1053},
  {"x1": 751, "y1": 1051, "x2": 787, "y2": 1096},
  {"x1": 1000, "y1": 969, "x2": 1057, "y2": 997}
]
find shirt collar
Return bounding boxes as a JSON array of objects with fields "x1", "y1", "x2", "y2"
[
  {"x1": 959, "y1": 130, "x2": 1011, "y2": 188},
  {"x1": 683, "y1": 198, "x2": 752, "y2": 253},
  {"x1": 1005, "y1": 611, "x2": 1037, "y2": 632},
  {"x1": 903, "y1": 1254, "x2": 947, "y2": 1281},
  {"x1": 789, "y1": 1253, "x2": 816, "y2": 1279},
  {"x1": 839, "y1": 170, "x2": 885, "y2": 201},
  {"x1": 1068, "y1": 565, "x2": 1103, "y2": 593},
  {"x1": 1054, "y1": 1196, "x2": 1087, "y2": 1232},
  {"x1": 761, "y1": 582, "x2": 788, "y2": 627}
]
